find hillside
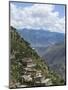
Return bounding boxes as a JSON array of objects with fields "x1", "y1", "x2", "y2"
[
  {"x1": 42, "y1": 42, "x2": 65, "y2": 80},
  {"x1": 9, "y1": 26, "x2": 65, "y2": 88}
]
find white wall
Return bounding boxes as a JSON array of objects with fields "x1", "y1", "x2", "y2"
[{"x1": 0, "y1": 0, "x2": 68, "y2": 90}]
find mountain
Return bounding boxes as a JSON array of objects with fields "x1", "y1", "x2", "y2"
[
  {"x1": 17, "y1": 29, "x2": 64, "y2": 47},
  {"x1": 17, "y1": 28, "x2": 65, "y2": 81},
  {"x1": 9, "y1": 26, "x2": 65, "y2": 88},
  {"x1": 42, "y1": 42, "x2": 66, "y2": 80}
]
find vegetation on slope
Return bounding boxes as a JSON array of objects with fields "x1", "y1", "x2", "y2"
[{"x1": 9, "y1": 26, "x2": 65, "y2": 88}]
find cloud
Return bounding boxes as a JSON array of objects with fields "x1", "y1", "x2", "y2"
[{"x1": 10, "y1": 3, "x2": 65, "y2": 33}]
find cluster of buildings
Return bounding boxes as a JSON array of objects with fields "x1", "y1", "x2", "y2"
[{"x1": 17, "y1": 58, "x2": 52, "y2": 87}]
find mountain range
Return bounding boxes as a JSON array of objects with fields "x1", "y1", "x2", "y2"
[{"x1": 17, "y1": 29, "x2": 64, "y2": 47}]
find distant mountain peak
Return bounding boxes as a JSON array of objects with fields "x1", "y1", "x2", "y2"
[{"x1": 18, "y1": 28, "x2": 65, "y2": 34}]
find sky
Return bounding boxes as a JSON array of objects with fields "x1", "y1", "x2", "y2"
[{"x1": 10, "y1": 2, "x2": 65, "y2": 33}]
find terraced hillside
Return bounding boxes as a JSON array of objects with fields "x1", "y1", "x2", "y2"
[{"x1": 9, "y1": 26, "x2": 65, "y2": 88}]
